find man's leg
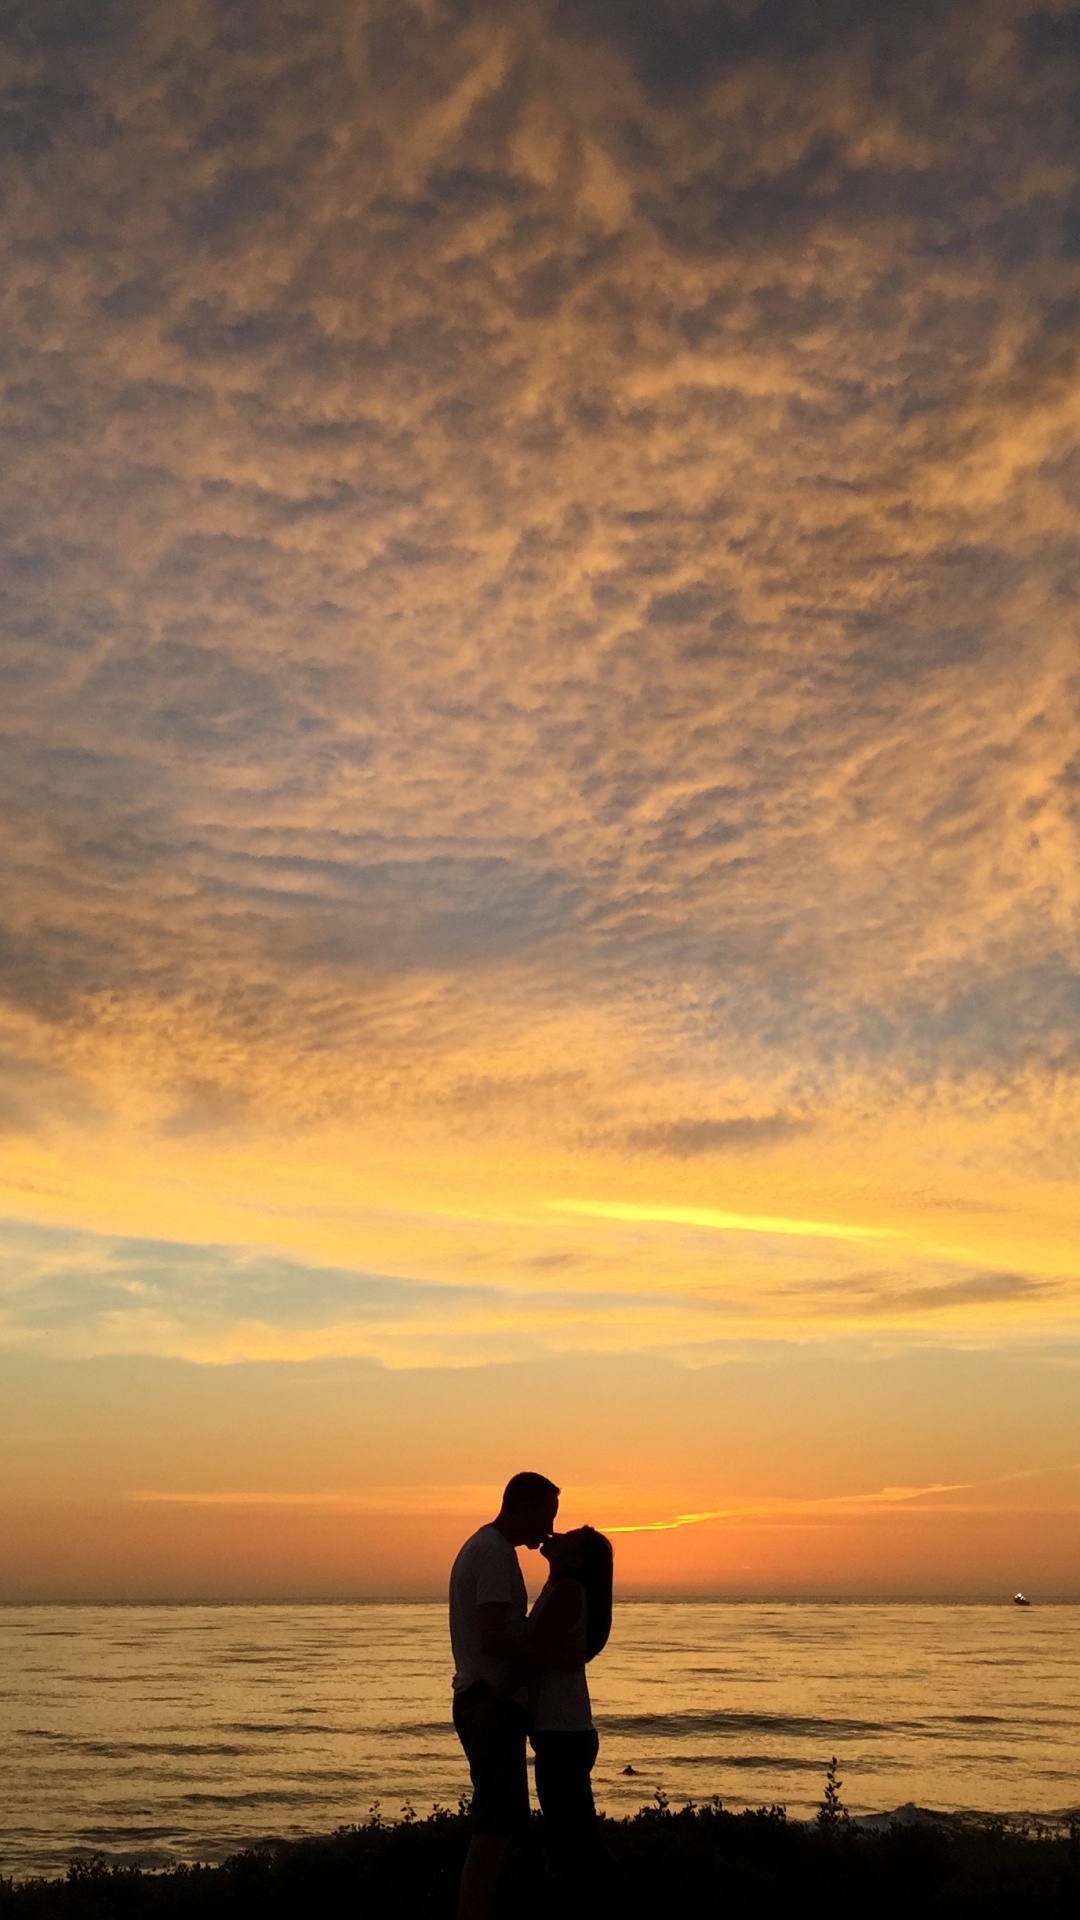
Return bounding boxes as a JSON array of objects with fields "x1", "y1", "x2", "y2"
[
  {"x1": 453, "y1": 1689, "x2": 528, "y2": 1920},
  {"x1": 457, "y1": 1833, "x2": 510, "y2": 1920}
]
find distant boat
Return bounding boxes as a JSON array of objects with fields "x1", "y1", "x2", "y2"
[{"x1": 1013, "y1": 1592, "x2": 1031, "y2": 1606}]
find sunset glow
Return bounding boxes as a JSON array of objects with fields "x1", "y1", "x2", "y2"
[{"x1": 2, "y1": 0, "x2": 1080, "y2": 1600}]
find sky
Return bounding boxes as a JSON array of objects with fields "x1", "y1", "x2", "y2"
[{"x1": 2, "y1": 0, "x2": 1080, "y2": 1599}]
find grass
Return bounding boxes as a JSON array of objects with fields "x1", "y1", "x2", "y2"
[{"x1": 3, "y1": 1786, "x2": 1080, "y2": 1918}]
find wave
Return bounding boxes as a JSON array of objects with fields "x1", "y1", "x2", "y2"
[
  {"x1": 178, "y1": 1789, "x2": 342, "y2": 1808},
  {"x1": 596, "y1": 1709, "x2": 892, "y2": 1737},
  {"x1": 662, "y1": 1753, "x2": 830, "y2": 1772},
  {"x1": 75, "y1": 1826, "x2": 181, "y2": 1844},
  {"x1": 221, "y1": 1720, "x2": 453, "y2": 1738},
  {"x1": 222, "y1": 1722, "x2": 344, "y2": 1736},
  {"x1": 19, "y1": 1732, "x2": 251, "y2": 1757}
]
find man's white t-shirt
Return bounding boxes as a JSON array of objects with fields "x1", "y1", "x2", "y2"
[{"x1": 449, "y1": 1524, "x2": 527, "y2": 1692}]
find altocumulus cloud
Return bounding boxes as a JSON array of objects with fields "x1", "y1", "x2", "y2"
[
  {"x1": 0, "y1": 1215, "x2": 1067, "y2": 1366},
  {"x1": 0, "y1": 1217, "x2": 727, "y2": 1364},
  {"x1": 0, "y1": 0, "x2": 1079, "y2": 1178}
]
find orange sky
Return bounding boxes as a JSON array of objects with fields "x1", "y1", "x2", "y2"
[{"x1": 2, "y1": 0, "x2": 1080, "y2": 1598}]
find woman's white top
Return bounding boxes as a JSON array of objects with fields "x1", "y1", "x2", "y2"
[{"x1": 528, "y1": 1579, "x2": 594, "y2": 1732}]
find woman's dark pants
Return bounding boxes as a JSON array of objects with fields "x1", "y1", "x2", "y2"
[{"x1": 532, "y1": 1731, "x2": 624, "y2": 1913}]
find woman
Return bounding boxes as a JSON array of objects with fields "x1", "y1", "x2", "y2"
[{"x1": 527, "y1": 1526, "x2": 615, "y2": 1906}]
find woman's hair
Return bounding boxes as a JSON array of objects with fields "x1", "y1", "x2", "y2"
[{"x1": 574, "y1": 1526, "x2": 614, "y2": 1660}]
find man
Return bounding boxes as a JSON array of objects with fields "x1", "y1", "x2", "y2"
[{"x1": 450, "y1": 1471, "x2": 561, "y2": 1920}]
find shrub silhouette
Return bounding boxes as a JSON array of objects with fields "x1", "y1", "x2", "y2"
[{"x1": 2, "y1": 1799, "x2": 1080, "y2": 1919}]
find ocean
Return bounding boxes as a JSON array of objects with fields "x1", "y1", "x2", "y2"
[{"x1": 1, "y1": 1601, "x2": 1078, "y2": 1880}]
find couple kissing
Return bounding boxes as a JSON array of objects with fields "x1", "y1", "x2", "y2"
[{"x1": 449, "y1": 1472, "x2": 615, "y2": 1920}]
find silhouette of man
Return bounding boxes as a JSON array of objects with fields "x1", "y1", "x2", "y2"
[{"x1": 450, "y1": 1471, "x2": 561, "y2": 1920}]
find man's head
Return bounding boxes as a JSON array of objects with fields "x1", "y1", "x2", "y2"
[{"x1": 497, "y1": 1470, "x2": 560, "y2": 1548}]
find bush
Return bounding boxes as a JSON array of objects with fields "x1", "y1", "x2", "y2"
[{"x1": 2, "y1": 1796, "x2": 1079, "y2": 1919}]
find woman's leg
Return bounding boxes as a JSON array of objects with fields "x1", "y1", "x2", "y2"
[
  {"x1": 532, "y1": 1732, "x2": 605, "y2": 1905},
  {"x1": 533, "y1": 1730, "x2": 599, "y2": 1835}
]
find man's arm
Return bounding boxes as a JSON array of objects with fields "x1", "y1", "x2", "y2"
[
  {"x1": 476, "y1": 1600, "x2": 579, "y2": 1684},
  {"x1": 476, "y1": 1600, "x2": 520, "y2": 1665}
]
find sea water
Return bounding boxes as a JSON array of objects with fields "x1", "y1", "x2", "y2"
[{"x1": 1, "y1": 1601, "x2": 1078, "y2": 1879}]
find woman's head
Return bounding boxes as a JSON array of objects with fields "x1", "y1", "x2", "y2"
[
  {"x1": 541, "y1": 1525, "x2": 613, "y2": 1659},
  {"x1": 540, "y1": 1529, "x2": 585, "y2": 1575}
]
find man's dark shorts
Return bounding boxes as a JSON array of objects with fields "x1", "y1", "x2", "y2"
[{"x1": 452, "y1": 1682, "x2": 529, "y2": 1836}]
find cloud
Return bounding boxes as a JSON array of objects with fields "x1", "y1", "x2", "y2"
[
  {"x1": 0, "y1": 0, "x2": 1079, "y2": 1343},
  {"x1": 553, "y1": 1198, "x2": 895, "y2": 1242},
  {"x1": 624, "y1": 1111, "x2": 812, "y2": 1155},
  {"x1": 779, "y1": 1266, "x2": 1058, "y2": 1316},
  {"x1": 3, "y1": 1215, "x2": 1071, "y2": 1367},
  {"x1": 601, "y1": 1459, "x2": 1080, "y2": 1533},
  {"x1": 0, "y1": 1216, "x2": 759, "y2": 1363},
  {"x1": 896, "y1": 1271, "x2": 1053, "y2": 1309},
  {"x1": 0, "y1": 1219, "x2": 467, "y2": 1343}
]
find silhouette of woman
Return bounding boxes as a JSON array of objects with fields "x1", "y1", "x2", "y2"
[{"x1": 527, "y1": 1526, "x2": 619, "y2": 1914}]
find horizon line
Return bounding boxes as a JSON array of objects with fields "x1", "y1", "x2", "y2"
[{"x1": 2, "y1": 1592, "x2": 1075, "y2": 1608}]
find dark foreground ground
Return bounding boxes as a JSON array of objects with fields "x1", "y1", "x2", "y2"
[{"x1": 4, "y1": 1801, "x2": 1080, "y2": 1920}]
